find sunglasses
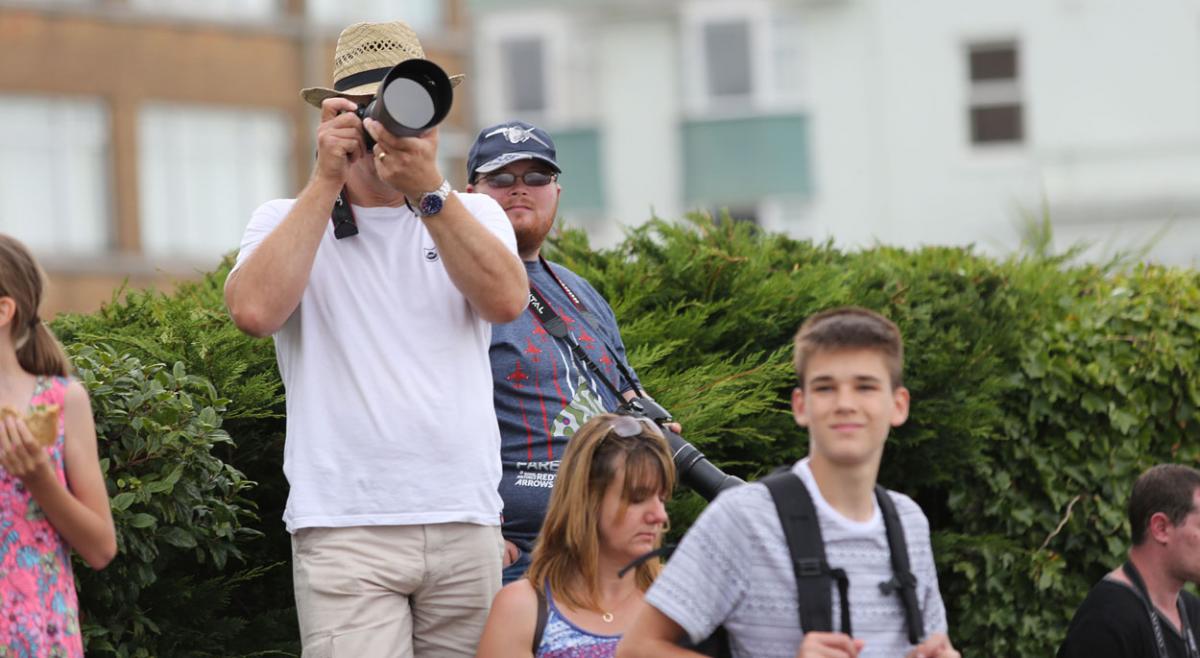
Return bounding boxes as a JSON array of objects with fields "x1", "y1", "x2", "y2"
[
  {"x1": 479, "y1": 171, "x2": 557, "y2": 188},
  {"x1": 606, "y1": 415, "x2": 663, "y2": 439}
]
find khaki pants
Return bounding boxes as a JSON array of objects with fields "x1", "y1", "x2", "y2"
[{"x1": 292, "y1": 523, "x2": 504, "y2": 658}]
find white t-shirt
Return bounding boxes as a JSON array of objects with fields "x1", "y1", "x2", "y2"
[
  {"x1": 233, "y1": 193, "x2": 518, "y2": 533},
  {"x1": 646, "y1": 458, "x2": 948, "y2": 658}
]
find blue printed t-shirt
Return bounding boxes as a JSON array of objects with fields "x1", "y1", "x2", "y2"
[{"x1": 491, "y1": 259, "x2": 640, "y2": 554}]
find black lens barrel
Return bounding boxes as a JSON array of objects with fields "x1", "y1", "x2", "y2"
[{"x1": 662, "y1": 427, "x2": 745, "y2": 501}]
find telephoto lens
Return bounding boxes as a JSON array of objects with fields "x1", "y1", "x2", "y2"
[
  {"x1": 620, "y1": 397, "x2": 744, "y2": 501},
  {"x1": 356, "y1": 58, "x2": 454, "y2": 149}
]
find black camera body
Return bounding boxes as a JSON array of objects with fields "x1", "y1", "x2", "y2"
[
  {"x1": 356, "y1": 58, "x2": 454, "y2": 150},
  {"x1": 620, "y1": 396, "x2": 744, "y2": 501}
]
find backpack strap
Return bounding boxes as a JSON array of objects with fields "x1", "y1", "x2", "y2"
[
  {"x1": 532, "y1": 586, "x2": 549, "y2": 655},
  {"x1": 875, "y1": 485, "x2": 924, "y2": 645},
  {"x1": 763, "y1": 471, "x2": 851, "y2": 637}
]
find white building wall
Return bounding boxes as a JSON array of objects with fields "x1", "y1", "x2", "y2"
[
  {"x1": 471, "y1": 0, "x2": 1200, "y2": 265},
  {"x1": 598, "y1": 18, "x2": 683, "y2": 242},
  {"x1": 838, "y1": 0, "x2": 1200, "y2": 264}
]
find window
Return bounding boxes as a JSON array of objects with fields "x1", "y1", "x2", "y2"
[
  {"x1": 307, "y1": 0, "x2": 442, "y2": 33},
  {"x1": 0, "y1": 95, "x2": 111, "y2": 256},
  {"x1": 703, "y1": 20, "x2": 753, "y2": 99},
  {"x1": 501, "y1": 37, "x2": 547, "y2": 114},
  {"x1": 682, "y1": 1, "x2": 804, "y2": 114},
  {"x1": 138, "y1": 104, "x2": 291, "y2": 262},
  {"x1": 967, "y1": 42, "x2": 1023, "y2": 145},
  {"x1": 475, "y1": 10, "x2": 579, "y2": 125}
]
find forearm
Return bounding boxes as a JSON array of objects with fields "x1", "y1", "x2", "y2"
[
  {"x1": 225, "y1": 175, "x2": 342, "y2": 337},
  {"x1": 423, "y1": 193, "x2": 528, "y2": 322},
  {"x1": 25, "y1": 471, "x2": 115, "y2": 569}
]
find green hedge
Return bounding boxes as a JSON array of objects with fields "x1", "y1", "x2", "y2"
[{"x1": 54, "y1": 214, "x2": 1200, "y2": 656}]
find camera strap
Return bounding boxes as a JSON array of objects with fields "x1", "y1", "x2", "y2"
[
  {"x1": 1122, "y1": 561, "x2": 1200, "y2": 658},
  {"x1": 331, "y1": 187, "x2": 359, "y2": 239},
  {"x1": 527, "y1": 282, "x2": 626, "y2": 401},
  {"x1": 525, "y1": 258, "x2": 640, "y2": 400},
  {"x1": 763, "y1": 471, "x2": 924, "y2": 645}
]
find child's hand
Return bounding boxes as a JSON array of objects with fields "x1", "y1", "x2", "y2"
[{"x1": 0, "y1": 413, "x2": 52, "y2": 482}]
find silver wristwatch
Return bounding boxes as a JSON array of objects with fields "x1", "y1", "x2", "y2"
[{"x1": 416, "y1": 179, "x2": 452, "y2": 217}]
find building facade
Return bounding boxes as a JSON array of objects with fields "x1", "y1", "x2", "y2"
[
  {"x1": 467, "y1": 0, "x2": 1200, "y2": 266},
  {"x1": 0, "y1": 0, "x2": 470, "y2": 314}
]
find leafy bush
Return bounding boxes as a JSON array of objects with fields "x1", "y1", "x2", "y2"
[
  {"x1": 54, "y1": 263, "x2": 294, "y2": 656},
  {"x1": 54, "y1": 216, "x2": 1200, "y2": 655},
  {"x1": 68, "y1": 345, "x2": 260, "y2": 656}
]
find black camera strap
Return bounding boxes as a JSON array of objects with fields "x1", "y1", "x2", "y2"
[
  {"x1": 527, "y1": 282, "x2": 626, "y2": 402},
  {"x1": 525, "y1": 258, "x2": 640, "y2": 401},
  {"x1": 331, "y1": 186, "x2": 359, "y2": 239},
  {"x1": 1122, "y1": 561, "x2": 1200, "y2": 658},
  {"x1": 763, "y1": 470, "x2": 924, "y2": 645}
]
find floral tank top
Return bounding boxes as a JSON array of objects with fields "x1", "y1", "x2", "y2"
[{"x1": 0, "y1": 376, "x2": 83, "y2": 657}]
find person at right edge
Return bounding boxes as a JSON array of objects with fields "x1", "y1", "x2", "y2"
[
  {"x1": 465, "y1": 120, "x2": 676, "y2": 584},
  {"x1": 1058, "y1": 464, "x2": 1200, "y2": 658},
  {"x1": 617, "y1": 307, "x2": 959, "y2": 658}
]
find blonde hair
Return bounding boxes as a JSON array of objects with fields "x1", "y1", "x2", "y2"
[
  {"x1": 0, "y1": 235, "x2": 70, "y2": 377},
  {"x1": 526, "y1": 413, "x2": 676, "y2": 612}
]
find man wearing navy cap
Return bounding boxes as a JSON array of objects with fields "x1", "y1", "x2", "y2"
[{"x1": 467, "y1": 121, "x2": 665, "y2": 583}]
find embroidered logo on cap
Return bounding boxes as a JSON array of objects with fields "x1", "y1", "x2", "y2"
[{"x1": 485, "y1": 125, "x2": 550, "y2": 148}]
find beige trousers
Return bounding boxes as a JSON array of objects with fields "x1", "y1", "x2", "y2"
[{"x1": 292, "y1": 523, "x2": 504, "y2": 658}]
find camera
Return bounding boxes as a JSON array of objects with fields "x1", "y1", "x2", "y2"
[
  {"x1": 620, "y1": 396, "x2": 744, "y2": 501},
  {"x1": 355, "y1": 58, "x2": 454, "y2": 150}
]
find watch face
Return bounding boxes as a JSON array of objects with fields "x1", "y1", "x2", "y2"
[{"x1": 419, "y1": 193, "x2": 444, "y2": 216}]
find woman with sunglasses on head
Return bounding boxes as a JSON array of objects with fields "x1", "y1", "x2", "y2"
[{"x1": 475, "y1": 413, "x2": 675, "y2": 658}]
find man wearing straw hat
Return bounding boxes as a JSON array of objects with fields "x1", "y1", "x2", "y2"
[{"x1": 225, "y1": 20, "x2": 528, "y2": 657}]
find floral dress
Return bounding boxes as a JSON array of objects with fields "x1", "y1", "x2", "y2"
[{"x1": 0, "y1": 376, "x2": 82, "y2": 657}]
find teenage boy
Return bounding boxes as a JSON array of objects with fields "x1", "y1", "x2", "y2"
[{"x1": 617, "y1": 307, "x2": 960, "y2": 658}]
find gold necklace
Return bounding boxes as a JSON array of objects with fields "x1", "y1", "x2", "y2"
[{"x1": 599, "y1": 589, "x2": 638, "y2": 623}]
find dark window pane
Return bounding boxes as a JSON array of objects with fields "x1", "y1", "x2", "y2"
[
  {"x1": 502, "y1": 38, "x2": 545, "y2": 113},
  {"x1": 704, "y1": 20, "x2": 752, "y2": 97},
  {"x1": 970, "y1": 46, "x2": 1017, "y2": 81},
  {"x1": 971, "y1": 105, "x2": 1023, "y2": 143}
]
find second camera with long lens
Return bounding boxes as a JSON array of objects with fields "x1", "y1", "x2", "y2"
[{"x1": 619, "y1": 396, "x2": 744, "y2": 502}]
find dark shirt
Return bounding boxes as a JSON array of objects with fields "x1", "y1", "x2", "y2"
[
  {"x1": 1059, "y1": 579, "x2": 1200, "y2": 658},
  {"x1": 490, "y1": 259, "x2": 639, "y2": 557}
]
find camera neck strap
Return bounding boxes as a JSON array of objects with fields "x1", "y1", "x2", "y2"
[
  {"x1": 1122, "y1": 561, "x2": 1199, "y2": 658},
  {"x1": 525, "y1": 257, "x2": 640, "y2": 401},
  {"x1": 331, "y1": 187, "x2": 359, "y2": 239}
]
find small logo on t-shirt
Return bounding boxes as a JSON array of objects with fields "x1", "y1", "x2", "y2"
[{"x1": 423, "y1": 246, "x2": 440, "y2": 262}]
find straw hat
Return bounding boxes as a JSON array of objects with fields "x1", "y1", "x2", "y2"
[{"x1": 300, "y1": 20, "x2": 464, "y2": 108}]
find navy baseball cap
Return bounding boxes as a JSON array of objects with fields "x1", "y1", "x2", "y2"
[{"x1": 467, "y1": 121, "x2": 561, "y2": 183}]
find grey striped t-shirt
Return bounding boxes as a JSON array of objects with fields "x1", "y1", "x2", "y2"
[{"x1": 646, "y1": 458, "x2": 948, "y2": 658}]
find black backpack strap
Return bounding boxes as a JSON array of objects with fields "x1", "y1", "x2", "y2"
[
  {"x1": 532, "y1": 586, "x2": 548, "y2": 655},
  {"x1": 875, "y1": 485, "x2": 924, "y2": 645},
  {"x1": 763, "y1": 471, "x2": 851, "y2": 636}
]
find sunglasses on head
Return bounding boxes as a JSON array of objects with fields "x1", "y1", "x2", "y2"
[
  {"x1": 606, "y1": 415, "x2": 663, "y2": 439},
  {"x1": 479, "y1": 171, "x2": 557, "y2": 188}
]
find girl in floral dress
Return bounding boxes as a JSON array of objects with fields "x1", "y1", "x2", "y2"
[{"x1": 0, "y1": 235, "x2": 116, "y2": 657}]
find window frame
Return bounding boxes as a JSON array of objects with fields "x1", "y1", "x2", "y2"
[
  {"x1": 681, "y1": 0, "x2": 802, "y2": 117},
  {"x1": 475, "y1": 10, "x2": 571, "y2": 126}
]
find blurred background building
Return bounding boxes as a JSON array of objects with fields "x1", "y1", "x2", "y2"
[
  {"x1": 3, "y1": 0, "x2": 1199, "y2": 315},
  {"x1": 0, "y1": 0, "x2": 470, "y2": 314},
  {"x1": 470, "y1": 0, "x2": 1200, "y2": 265}
]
